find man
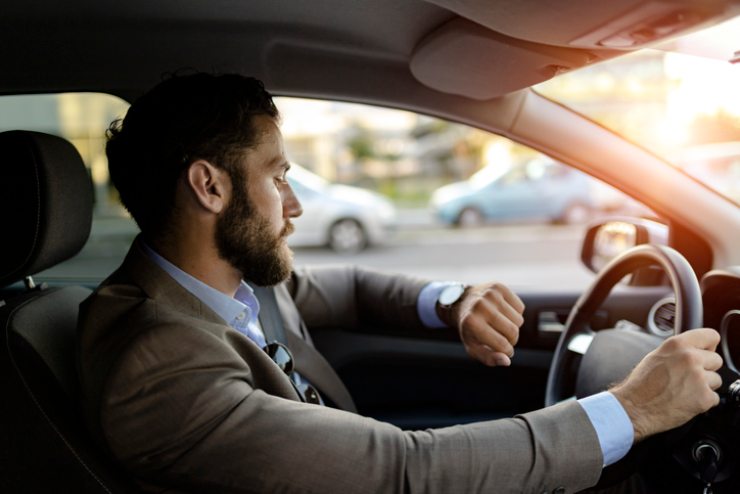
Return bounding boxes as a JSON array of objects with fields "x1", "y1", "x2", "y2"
[{"x1": 77, "y1": 73, "x2": 723, "y2": 493}]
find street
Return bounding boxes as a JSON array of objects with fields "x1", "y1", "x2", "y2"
[{"x1": 293, "y1": 223, "x2": 596, "y2": 291}]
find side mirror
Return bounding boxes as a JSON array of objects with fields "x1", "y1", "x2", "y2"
[{"x1": 581, "y1": 218, "x2": 669, "y2": 286}]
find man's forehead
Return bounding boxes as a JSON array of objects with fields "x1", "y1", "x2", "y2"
[
  {"x1": 241, "y1": 118, "x2": 286, "y2": 170},
  {"x1": 251, "y1": 116, "x2": 282, "y2": 146}
]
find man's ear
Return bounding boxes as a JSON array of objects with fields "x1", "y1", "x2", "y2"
[{"x1": 185, "y1": 160, "x2": 229, "y2": 214}]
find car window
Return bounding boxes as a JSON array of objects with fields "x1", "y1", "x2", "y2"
[
  {"x1": 276, "y1": 97, "x2": 654, "y2": 291},
  {"x1": 0, "y1": 93, "x2": 135, "y2": 283},
  {"x1": 3, "y1": 93, "x2": 653, "y2": 291}
]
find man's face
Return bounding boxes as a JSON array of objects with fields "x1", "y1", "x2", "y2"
[{"x1": 215, "y1": 114, "x2": 303, "y2": 286}]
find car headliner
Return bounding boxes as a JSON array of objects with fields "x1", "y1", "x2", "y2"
[{"x1": 2, "y1": 0, "x2": 738, "y2": 105}]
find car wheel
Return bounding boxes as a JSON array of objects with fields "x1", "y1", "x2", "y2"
[
  {"x1": 456, "y1": 207, "x2": 484, "y2": 228},
  {"x1": 328, "y1": 218, "x2": 367, "y2": 253},
  {"x1": 557, "y1": 202, "x2": 590, "y2": 224}
]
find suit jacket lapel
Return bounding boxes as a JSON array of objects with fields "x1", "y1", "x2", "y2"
[
  {"x1": 273, "y1": 283, "x2": 358, "y2": 413},
  {"x1": 120, "y1": 238, "x2": 355, "y2": 411},
  {"x1": 120, "y1": 238, "x2": 227, "y2": 327},
  {"x1": 284, "y1": 329, "x2": 357, "y2": 413}
]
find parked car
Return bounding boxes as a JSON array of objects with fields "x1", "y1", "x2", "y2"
[
  {"x1": 1, "y1": 1, "x2": 740, "y2": 493},
  {"x1": 430, "y1": 159, "x2": 596, "y2": 226},
  {"x1": 286, "y1": 163, "x2": 396, "y2": 252}
]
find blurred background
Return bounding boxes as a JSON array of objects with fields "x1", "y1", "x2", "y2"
[{"x1": 2, "y1": 46, "x2": 739, "y2": 291}]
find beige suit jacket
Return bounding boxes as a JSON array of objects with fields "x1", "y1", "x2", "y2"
[{"x1": 77, "y1": 240, "x2": 604, "y2": 494}]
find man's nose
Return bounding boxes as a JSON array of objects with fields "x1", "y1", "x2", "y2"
[{"x1": 282, "y1": 183, "x2": 303, "y2": 218}]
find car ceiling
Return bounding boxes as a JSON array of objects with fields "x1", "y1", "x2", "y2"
[{"x1": 2, "y1": 0, "x2": 739, "y2": 107}]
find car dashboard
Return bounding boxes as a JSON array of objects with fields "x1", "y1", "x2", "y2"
[{"x1": 636, "y1": 268, "x2": 740, "y2": 493}]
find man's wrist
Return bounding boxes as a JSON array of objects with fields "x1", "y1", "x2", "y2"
[
  {"x1": 417, "y1": 282, "x2": 454, "y2": 328},
  {"x1": 578, "y1": 391, "x2": 635, "y2": 466},
  {"x1": 610, "y1": 386, "x2": 647, "y2": 443},
  {"x1": 435, "y1": 284, "x2": 469, "y2": 328}
]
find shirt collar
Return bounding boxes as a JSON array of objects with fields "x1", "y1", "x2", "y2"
[{"x1": 140, "y1": 241, "x2": 260, "y2": 327}]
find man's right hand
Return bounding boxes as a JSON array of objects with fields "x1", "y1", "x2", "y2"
[{"x1": 610, "y1": 328, "x2": 723, "y2": 442}]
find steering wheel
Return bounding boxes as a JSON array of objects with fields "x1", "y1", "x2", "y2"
[{"x1": 545, "y1": 244, "x2": 703, "y2": 407}]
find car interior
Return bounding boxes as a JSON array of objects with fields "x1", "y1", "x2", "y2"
[{"x1": 2, "y1": 0, "x2": 740, "y2": 492}]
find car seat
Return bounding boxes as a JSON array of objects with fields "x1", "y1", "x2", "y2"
[{"x1": 0, "y1": 130, "x2": 140, "y2": 493}]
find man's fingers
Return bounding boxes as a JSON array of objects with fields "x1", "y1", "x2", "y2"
[
  {"x1": 700, "y1": 350, "x2": 723, "y2": 372},
  {"x1": 490, "y1": 283, "x2": 525, "y2": 314},
  {"x1": 491, "y1": 352, "x2": 511, "y2": 367},
  {"x1": 474, "y1": 302, "x2": 520, "y2": 345},
  {"x1": 493, "y1": 299, "x2": 525, "y2": 329},
  {"x1": 468, "y1": 344, "x2": 511, "y2": 367},
  {"x1": 707, "y1": 390, "x2": 721, "y2": 409},
  {"x1": 464, "y1": 316, "x2": 515, "y2": 357},
  {"x1": 706, "y1": 370, "x2": 723, "y2": 391},
  {"x1": 457, "y1": 282, "x2": 524, "y2": 365},
  {"x1": 677, "y1": 328, "x2": 721, "y2": 351}
]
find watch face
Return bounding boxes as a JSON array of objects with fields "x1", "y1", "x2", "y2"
[{"x1": 439, "y1": 284, "x2": 465, "y2": 306}]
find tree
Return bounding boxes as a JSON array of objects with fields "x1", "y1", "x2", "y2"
[{"x1": 346, "y1": 124, "x2": 376, "y2": 161}]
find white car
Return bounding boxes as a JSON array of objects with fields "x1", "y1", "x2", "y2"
[{"x1": 287, "y1": 164, "x2": 396, "y2": 252}]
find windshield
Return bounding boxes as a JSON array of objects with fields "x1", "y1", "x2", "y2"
[
  {"x1": 537, "y1": 15, "x2": 740, "y2": 206},
  {"x1": 469, "y1": 164, "x2": 508, "y2": 189},
  {"x1": 288, "y1": 163, "x2": 329, "y2": 191}
]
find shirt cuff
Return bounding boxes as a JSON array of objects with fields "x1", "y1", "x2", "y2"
[
  {"x1": 417, "y1": 281, "x2": 457, "y2": 328},
  {"x1": 578, "y1": 391, "x2": 634, "y2": 467}
]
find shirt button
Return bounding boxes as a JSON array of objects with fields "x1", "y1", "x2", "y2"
[{"x1": 236, "y1": 312, "x2": 245, "y2": 321}]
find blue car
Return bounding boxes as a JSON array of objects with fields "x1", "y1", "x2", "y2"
[{"x1": 430, "y1": 158, "x2": 596, "y2": 226}]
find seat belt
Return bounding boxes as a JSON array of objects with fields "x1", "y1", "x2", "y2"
[
  {"x1": 248, "y1": 284, "x2": 288, "y2": 345},
  {"x1": 248, "y1": 282, "x2": 357, "y2": 413}
]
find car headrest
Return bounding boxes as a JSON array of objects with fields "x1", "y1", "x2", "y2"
[{"x1": 0, "y1": 130, "x2": 93, "y2": 287}]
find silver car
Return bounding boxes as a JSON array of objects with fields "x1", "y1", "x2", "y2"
[{"x1": 287, "y1": 164, "x2": 397, "y2": 252}]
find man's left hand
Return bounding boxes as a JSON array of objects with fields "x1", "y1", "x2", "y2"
[{"x1": 442, "y1": 283, "x2": 525, "y2": 367}]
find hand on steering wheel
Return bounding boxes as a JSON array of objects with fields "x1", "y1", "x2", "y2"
[
  {"x1": 547, "y1": 244, "x2": 738, "y2": 492},
  {"x1": 545, "y1": 244, "x2": 705, "y2": 408}
]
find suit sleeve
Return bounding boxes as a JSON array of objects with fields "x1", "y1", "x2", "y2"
[
  {"x1": 287, "y1": 266, "x2": 432, "y2": 334},
  {"x1": 101, "y1": 315, "x2": 604, "y2": 494}
]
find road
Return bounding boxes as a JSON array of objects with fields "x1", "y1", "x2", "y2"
[
  {"x1": 293, "y1": 223, "x2": 596, "y2": 291},
  {"x1": 38, "y1": 215, "x2": 598, "y2": 292}
]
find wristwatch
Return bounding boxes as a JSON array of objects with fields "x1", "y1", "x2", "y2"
[{"x1": 438, "y1": 283, "x2": 467, "y2": 310}]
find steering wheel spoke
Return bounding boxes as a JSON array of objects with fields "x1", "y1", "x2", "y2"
[
  {"x1": 614, "y1": 318, "x2": 646, "y2": 333},
  {"x1": 566, "y1": 331, "x2": 595, "y2": 355}
]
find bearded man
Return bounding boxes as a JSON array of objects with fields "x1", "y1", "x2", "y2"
[{"x1": 76, "y1": 73, "x2": 723, "y2": 494}]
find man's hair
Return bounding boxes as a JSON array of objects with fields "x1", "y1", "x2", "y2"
[{"x1": 106, "y1": 73, "x2": 279, "y2": 236}]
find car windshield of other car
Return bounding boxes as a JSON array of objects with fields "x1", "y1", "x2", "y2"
[
  {"x1": 536, "y1": 15, "x2": 740, "y2": 207},
  {"x1": 469, "y1": 164, "x2": 508, "y2": 189},
  {"x1": 288, "y1": 163, "x2": 329, "y2": 192}
]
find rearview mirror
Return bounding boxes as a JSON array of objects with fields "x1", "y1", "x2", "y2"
[{"x1": 581, "y1": 218, "x2": 669, "y2": 286}]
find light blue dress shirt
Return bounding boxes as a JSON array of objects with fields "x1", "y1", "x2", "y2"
[
  {"x1": 417, "y1": 282, "x2": 634, "y2": 466},
  {"x1": 142, "y1": 246, "x2": 631, "y2": 467},
  {"x1": 142, "y1": 243, "x2": 321, "y2": 398},
  {"x1": 142, "y1": 243, "x2": 267, "y2": 346}
]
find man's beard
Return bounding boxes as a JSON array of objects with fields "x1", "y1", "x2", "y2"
[{"x1": 215, "y1": 170, "x2": 294, "y2": 286}]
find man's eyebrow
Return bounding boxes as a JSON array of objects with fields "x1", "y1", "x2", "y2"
[{"x1": 263, "y1": 154, "x2": 289, "y2": 170}]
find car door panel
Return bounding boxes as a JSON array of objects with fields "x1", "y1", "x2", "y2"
[{"x1": 311, "y1": 286, "x2": 670, "y2": 429}]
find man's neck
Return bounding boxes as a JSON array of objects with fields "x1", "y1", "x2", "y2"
[{"x1": 146, "y1": 234, "x2": 241, "y2": 297}]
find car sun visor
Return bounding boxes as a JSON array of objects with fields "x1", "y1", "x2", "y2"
[
  {"x1": 409, "y1": 18, "x2": 614, "y2": 100},
  {"x1": 424, "y1": 0, "x2": 740, "y2": 50}
]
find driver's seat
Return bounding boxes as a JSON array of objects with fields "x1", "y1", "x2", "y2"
[{"x1": 0, "y1": 130, "x2": 139, "y2": 492}]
